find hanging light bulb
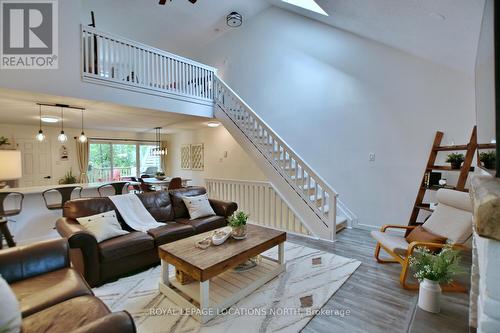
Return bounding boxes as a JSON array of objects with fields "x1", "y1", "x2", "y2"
[
  {"x1": 58, "y1": 106, "x2": 68, "y2": 143},
  {"x1": 78, "y1": 109, "x2": 87, "y2": 143},
  {"x1": 35, "y1": 104, "x2": 45, "y2": 142}
]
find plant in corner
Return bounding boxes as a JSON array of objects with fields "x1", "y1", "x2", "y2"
[
  {"x1": 59, "y1": 169, "x2": 78, "y2": 184},
  {"x1": 409, "y1": 246, "x2": 464, "y2": 313},
  {"x1": 479, "y1": 151, "x2": 496, "y2": 169},
  {"x1": 445, "y1": 153, "x2": 465, "y2": 170},
  {"x1": 227, "y1": 211, "x2": 249, "y2": 240}
]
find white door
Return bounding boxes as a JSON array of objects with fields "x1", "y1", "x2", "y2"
[{"x1": 17, "y1": 139, "x2": 52, "y2": 187}]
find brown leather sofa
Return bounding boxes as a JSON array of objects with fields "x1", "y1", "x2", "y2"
[
  {"x1": 56, "y1": 187, "x2": 237, "y2": 287},
  {"x1": 0, "y1": 238, "x2": 135, "y2": 333}
]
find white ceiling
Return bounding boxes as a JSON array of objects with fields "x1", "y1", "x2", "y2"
[
  {"x1": 0, "y1": 89, "x2": 211, "y2": 133},
  {"x1": 81, "y1": 0, "x2": 271, "y2": 57},
  {"x1": 267, "y1": 0, "x2": 485, "y2": 73}
]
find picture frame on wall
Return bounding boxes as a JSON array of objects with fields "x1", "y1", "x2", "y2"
[{"x1": 180, "y1": 144, "x2": 191, "y2": 170}]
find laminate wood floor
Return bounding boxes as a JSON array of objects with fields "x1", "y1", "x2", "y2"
[{"x1": 288, "y1": 228, "x2": 471, "y2": 333}]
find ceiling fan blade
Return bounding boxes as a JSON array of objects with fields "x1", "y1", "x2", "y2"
[{"x1": 158, "y1": 0, "x2": 167, "y2": 4}]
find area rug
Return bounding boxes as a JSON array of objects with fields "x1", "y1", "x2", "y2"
[{"x1": 93, "y1": 242, "x2": 361, "y2": 333}]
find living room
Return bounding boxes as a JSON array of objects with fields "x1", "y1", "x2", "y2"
[{"x1": 0, "y1": 0, "x2": 499, "y2": 333}]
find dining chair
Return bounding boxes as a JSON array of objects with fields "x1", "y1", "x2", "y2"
[
  {"x1": 97, "y1": 182, "x2": 130, "y2": 197},
  {"x1": 168, "y1": 177, "x2": 183, "y2": 190},
  {"x1": 0, "y1": 192, "x2": 24, "y2": 248},
  {"x1": 42, "y1": 186, "x2": 83, "y2": 211}
]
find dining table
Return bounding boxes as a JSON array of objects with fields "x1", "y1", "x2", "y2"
[{"x1": 142, "y1": 177, "x2": 191, "y2": 189}]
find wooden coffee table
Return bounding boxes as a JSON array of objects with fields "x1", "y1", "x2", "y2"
[{"x1": 158, "y1": 224, "x2": 286, "y2": 323}]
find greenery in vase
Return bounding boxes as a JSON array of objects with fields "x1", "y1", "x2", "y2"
[
  {"x1": 479, "y1": 151, "x2": 496, "y2": 168},
  {"x1": 59, "y1": 169, "x2": 78, "y2": 184},
  {"x1": 227, "y1": 211, "x2": 249, "y2": 227},
  {"x1": 445, "y1": 153, "x2": 465, "y2": 165},
  {"x1": 0, "y1": 136, "x2": 9, "y2": 146},
  {"x1": 156, "y1": 171, "x2": 165, "y2": 177},
  {"x1": 409, "y1": 246, "x2": 463, "y2": 284}
]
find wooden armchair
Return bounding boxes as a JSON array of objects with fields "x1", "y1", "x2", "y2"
[{"x1": 371, "y1": 189, "x2": 473, "y2": 291}]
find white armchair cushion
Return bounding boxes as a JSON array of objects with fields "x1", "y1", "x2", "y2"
[
  {"x1": 423, "y1": 189, "x2": 473, "y2": 244},
  {"x1": 371, "y1": 230, "x2": 409, "y2": 256}
]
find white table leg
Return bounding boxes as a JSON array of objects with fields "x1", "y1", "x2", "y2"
[
  {"x1": 200, "y1": 280, "x2": 210, "y2": 323},
  {"x1": 161, "y1": 260, "x2": 170, "y2": 285},
  {"x1": 278, "y1": 242, "x2": 284, "y2": 264}
]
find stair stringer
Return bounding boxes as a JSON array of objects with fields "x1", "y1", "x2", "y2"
[{"x1": 215, "y1": 106, "x2": 333, "y2": 240}]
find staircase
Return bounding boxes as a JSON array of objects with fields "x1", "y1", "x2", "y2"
[
  {"x1": 213, "y1": 78, "x2": 349, "y2": 240},
  {"x1": 80, "y1": 26, "x2": 354, "y2": 241}
]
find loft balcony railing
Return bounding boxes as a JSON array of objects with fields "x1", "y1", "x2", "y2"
[{"x1": 81, "y1": 25, "x2": 216, "y2": 105}]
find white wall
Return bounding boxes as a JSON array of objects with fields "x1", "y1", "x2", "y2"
[
  {"x1": 166, "y1": 126, "x2": 266, "y2": 186},
  {"x1": 195, "y1": 8, "x2": 477, "y2": 229},
  {"x1": 0, "y1": 123, "x2": 156, "y2": 184}
]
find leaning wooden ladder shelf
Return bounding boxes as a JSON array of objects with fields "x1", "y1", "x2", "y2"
[{"x1": 408, "y1": 126, "x2": 477, "y2": 228}]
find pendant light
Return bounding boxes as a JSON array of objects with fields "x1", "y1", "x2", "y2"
[
  {"x1": 57, "y1": 106, "x2": 68, "y2": 143},
  {"x1": 35, "y1": 104, "x2": 46, "y2": 142},
  {"x1": 151, "y1": 127, "x2": 167, "y2": 156},
  {"x1": 78, "y1": 109, "x2": 87, "y2": 143}
]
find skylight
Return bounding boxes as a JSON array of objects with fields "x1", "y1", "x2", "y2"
[{"x1": 281, "y1": 0, "x2": 328, "y2": 16}]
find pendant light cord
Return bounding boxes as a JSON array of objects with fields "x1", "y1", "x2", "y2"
[
  {"x1": 61, "y1": 107, "x2": 64, "y2": 132},
  {"x1": 39, "y1": 105, "x2": 42, "y2": 130}
]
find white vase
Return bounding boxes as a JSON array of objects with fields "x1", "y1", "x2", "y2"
[{"x1": 418, "y1": 278, "x2": 441, "y2": 313}]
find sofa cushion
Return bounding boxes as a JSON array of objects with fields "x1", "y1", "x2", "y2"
[
  {"x1": 99, "y1": 232, "x2": 154, "y2": 262},
  {"x1": 137, "y1": 190, "x2": 174, "y2": 222},
  {"x1": 147, "y1": 222, "x2": 195, "y2": 246},
  {"x1": 11, "y1": 268, "x2": 92, "y2": 317},
  {"x1": 175, "y1": 215, "x2": 226, "y2": 233},
  {"x1": 182, "y1": 194, "x2": 215, "y2": 220},
  {"x1": 21, "y1": 295, "x2": 110, "y2": 333},
  {"x1": 77, "y1": 211, "x2": 129, "y2": 242},
  {"x1": 169, "y1": 186, "x2": 207, "y2": 218}
]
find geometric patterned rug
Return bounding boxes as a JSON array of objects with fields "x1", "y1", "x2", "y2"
[{"x1": 93, "y1": 242, "x2": 361, "y2": 333}]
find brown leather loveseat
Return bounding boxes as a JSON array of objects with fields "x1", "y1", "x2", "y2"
[
  {"x1": 56, "y1": 187, "x2": 237, "y2": 287},
  {"x1": 0, "y1": 238, "x2": 135, "y2": 333}
]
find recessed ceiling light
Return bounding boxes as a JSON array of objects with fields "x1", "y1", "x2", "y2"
[
  {"x1": 429, "y1": 12, "x2": 446, "y2": 21},
  {"x1": 41, "y1": 116, "x2": 59, "y2": 123},
  {"x1": 281, "y1": 0, "x2": 328, "y2": 16},
  {"x1": 207, "y1": 121, "x2": 221, "y2": 128}
]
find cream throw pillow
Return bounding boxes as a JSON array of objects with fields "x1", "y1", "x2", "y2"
[
  {"x1": 77, "y1": 211, "x2": 129, "y2": 242},
  {"x1": 0, "y1": 275, "x2": 21, "y2": 333},
  {"x1": 182, "y1": 194, "x2": 216, "y2": 220}
]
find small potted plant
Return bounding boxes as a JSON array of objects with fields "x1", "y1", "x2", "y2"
[
  {"x1": 479, "y1": 151, "x2": 496, "y2": 169},
  {"x1": 227, "y1": 211, "x2": 249, "y2": 239},
  {"x1": 155, "y1": 171, "x2": 166, "y2": 180},
  {"x1": 409, "y1": 246, "x2": 463, "y2": 313},
  {"x1": 445, "y1": 153, "x2": 465, "y2": 170},
  {"x1": 58, "y1": 169, "x2": 77, "y2": 184}
]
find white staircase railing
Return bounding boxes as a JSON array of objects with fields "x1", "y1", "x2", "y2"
[
  {"x1": 79, "y1": 27, "x2": 349, "y2": 240},
  {"x1": 214, "y1": 77, "x2": 338, "y2": 238},
  {"x1": 81, "y1": 26, "x2": 216, "y2": 104},
  {"x1": 205, "y1": 178, "x2": 311, "y2": 236}
]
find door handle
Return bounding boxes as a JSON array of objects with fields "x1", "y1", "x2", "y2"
[{"x1": 44, "y1": 176, "x2": 51, "y2": 179}]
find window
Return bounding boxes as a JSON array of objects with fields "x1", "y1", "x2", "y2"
[
  {"x1": 140, "y1": 145, "x2": 161, "y2": 176},
  {"x1": 281, "y1": 0, "x2": 328, "y2": 16},
  {"x1": 88, "y1": 141, "x2": 161, "y2": 182}
]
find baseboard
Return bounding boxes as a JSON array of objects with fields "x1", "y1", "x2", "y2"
[{"x1": 354, "y1": 223, "x2": 406, "y2": 235}]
